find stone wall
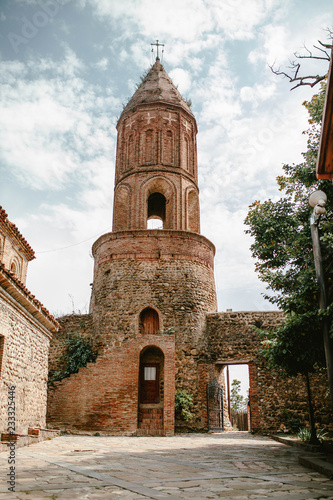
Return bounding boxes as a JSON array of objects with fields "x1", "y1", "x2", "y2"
[
  {"x1": 0, "y1": 288, "x2": 51, "y2": 434},
  {"x1": 205, "y1": 311, "x2": 333, "y2": 433}
]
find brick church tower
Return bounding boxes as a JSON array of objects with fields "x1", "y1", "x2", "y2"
[
  {"x1": 89, "y1": 56, "x2": 217, "y2": 434},
  {"x1": 48, "y1": 57, "x2": 218, "y2": 436}
]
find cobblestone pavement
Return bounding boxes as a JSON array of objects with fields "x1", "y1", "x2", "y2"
[{"x1": 1, "y1": 432, "x2": 333, "y2": 499}]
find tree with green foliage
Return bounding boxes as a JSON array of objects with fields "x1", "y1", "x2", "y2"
[
  {"x1": 230, "y1": 379, "x2": 245, "y2": 413},
  {"x1": 244, "y1": 79, "x2": 333, "y2": 443}
]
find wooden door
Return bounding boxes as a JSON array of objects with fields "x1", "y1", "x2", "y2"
[
  {"x1": 141, "y1": 308, "x2": 159, "y2": 335},
  {"x1": 140, "y1": 364, "x2": 160, "y2": 403}
]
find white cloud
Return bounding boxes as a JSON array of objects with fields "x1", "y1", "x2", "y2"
[
  {"x1": 94, "y1": 57, "x2": 108, "y2": 70},
  {"x1": 0, "y1": 51, "x2": 119, "y2": 191},
  {"x1": 169, "y1": 68, "x2": 191, "y2": 94},
  {"x1": 248, "y1": 24, "x2": 290, "y2": 66},
  {"x1": 239, "y1": 83, "x2": 276, "y2": 104}
]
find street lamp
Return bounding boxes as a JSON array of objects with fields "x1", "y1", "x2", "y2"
[{"x1": 309, "y1": 190, "x2": 333, "y2": 409}]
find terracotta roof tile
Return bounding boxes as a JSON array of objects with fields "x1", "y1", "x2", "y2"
[{"x1": 0, "y1": 206, "x2": 35, "y2": 260}]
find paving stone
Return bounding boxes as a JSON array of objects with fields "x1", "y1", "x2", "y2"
[{"x1": 0, "y1": 432, "x2": 332, "y2": 499}]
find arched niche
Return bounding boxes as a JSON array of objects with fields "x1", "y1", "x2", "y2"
[
  {"x1": 163, "y1": 129, "x2": 175, "y2": 166},
  {"x1": 113, "y1": 184, "x2": 131, "y2": 231},
  {"x1": 143, "y1": 129, "x2": 156, "y2": 165},
  {"x1": 10, "y1": 256, "x2": 21, "y2": 280},
  {"x1": 187, "y1": 189, "x2": 200, "y2": 233},
  {"x1": 182, "y1": 134, "x2": 192, "y2": 172},
  {"x1": 126, "y1": 133, "x2": 135, "y2": 170}
]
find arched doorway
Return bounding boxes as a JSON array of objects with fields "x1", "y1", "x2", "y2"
[{"x1": 138, "y1": 346, "x2": 164, "y2": 435}]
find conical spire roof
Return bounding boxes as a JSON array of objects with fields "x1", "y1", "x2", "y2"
[{"x1": 121, "y1": 58, "x2": 193, "y2": 118}]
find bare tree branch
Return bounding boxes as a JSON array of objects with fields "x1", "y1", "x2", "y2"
[{"x1": 269, "y1": 30, "x2": 333, "y2": 90}]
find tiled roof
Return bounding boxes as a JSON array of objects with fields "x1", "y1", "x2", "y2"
[
  {"x1": 0, "y1": 206, "x2": 35, "y2": 260},
  {"x1": 0, "y1": 262, "x2": 60, "y2": 334},
  {"x1": 120, "y1": 58, "x2": 193, "y2": 119}
]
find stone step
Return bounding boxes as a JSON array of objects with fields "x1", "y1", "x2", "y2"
[
  {"x1": 135, "y1": 428, "x2": 166, "y2": 437},
  {"x1": 138, "y1": 408, "x2": 164, "y2": 430}
]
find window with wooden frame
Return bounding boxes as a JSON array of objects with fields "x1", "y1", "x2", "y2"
[{"x1": 139, "y1": 307, "x2": 160, "y2": 335}]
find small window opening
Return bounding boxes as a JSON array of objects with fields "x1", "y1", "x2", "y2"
[
  {"x1": 140, "y1": 307, "x2": 160, "y2": 335},
  {"x1": 144, "y1": 366, "x2": 157, "y2": 380},
  {"x1": 147, "y1": 192, "x2": 166, "y2": 229}
]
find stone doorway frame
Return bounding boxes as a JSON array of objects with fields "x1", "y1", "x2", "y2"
[{"x1": 215, "y1": 359, "x2": 259, "y2": 432}]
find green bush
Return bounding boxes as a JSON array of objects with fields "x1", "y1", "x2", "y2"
[
  {"x1": 49, "y1": 333, "x2": 97, "y2": 384},
  {"x1": 175, "y1": 389, "x2": 193, "y2": 421},
  {"x1": 297, "y1": 427, "x2": 327, "y2": 443}
]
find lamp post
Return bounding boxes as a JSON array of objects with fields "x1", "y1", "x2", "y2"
[{"x1": 309, "y1": 190, "x2": 333, "y2": 409}]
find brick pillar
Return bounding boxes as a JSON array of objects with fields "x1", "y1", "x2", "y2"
[{"x1": 248, "y1": 361, "x2": 260, "y2": 431}]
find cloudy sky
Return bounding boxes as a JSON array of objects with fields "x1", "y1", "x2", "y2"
[{"x1": 0, "y1": 0, "x2": 332, "y2": 318}]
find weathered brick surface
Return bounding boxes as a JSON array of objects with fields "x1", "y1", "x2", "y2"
[
  {"x1": 47, "y1": 335, "x2": 175, "y2": 435},
  {"x1": 48, "y1": 314, "x2": 93, "y2": 373}
]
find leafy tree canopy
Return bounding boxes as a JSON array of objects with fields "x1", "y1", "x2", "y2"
[
  {"x1": 230, "y1": 379, "x2": 246, "y2": 413},
  {"x1": 244, "y1": 79, "x2": 333, "y2": 376}
]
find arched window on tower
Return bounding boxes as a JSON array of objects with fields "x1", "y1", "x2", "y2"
[
  {"x1": 139, "y1": 307, "x2": 160, "y2": 335},
  {"x1": 147, "y1": 192, "x2": 166, "y2": 229},
  {"x1": 127, "y1": 134, "x2": 135, "y2": 169},
  {"x1": 164, "y1": 130, "x2": 174, "y2": 165},
  {"x1": 183, "y1": 136, "x2": 190, "y2": 171}
]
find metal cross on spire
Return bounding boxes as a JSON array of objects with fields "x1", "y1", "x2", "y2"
[{"x1": 151, "y1": 40, "x2": 164, "y2": 61}]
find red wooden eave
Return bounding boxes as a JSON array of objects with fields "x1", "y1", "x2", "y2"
[{"x1": 316, "y1": 49, "x2": 333, "y2": 179}]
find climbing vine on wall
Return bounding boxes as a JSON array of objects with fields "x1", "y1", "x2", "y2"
[
  {"x1": 48, "y1": 333, "x2": 97, "y2": 385},
  {"x1": 175, "y1": 389, "x2": 194, "y2": 421}
]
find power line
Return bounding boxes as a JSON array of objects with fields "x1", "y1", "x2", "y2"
[{"x1": 36, "y1": 227, "x2": 112, "y2": 254}]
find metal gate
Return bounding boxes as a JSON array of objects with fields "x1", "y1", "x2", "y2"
[{"x1": 207, "y1": 379, "x2": 224, "y2": 431}]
